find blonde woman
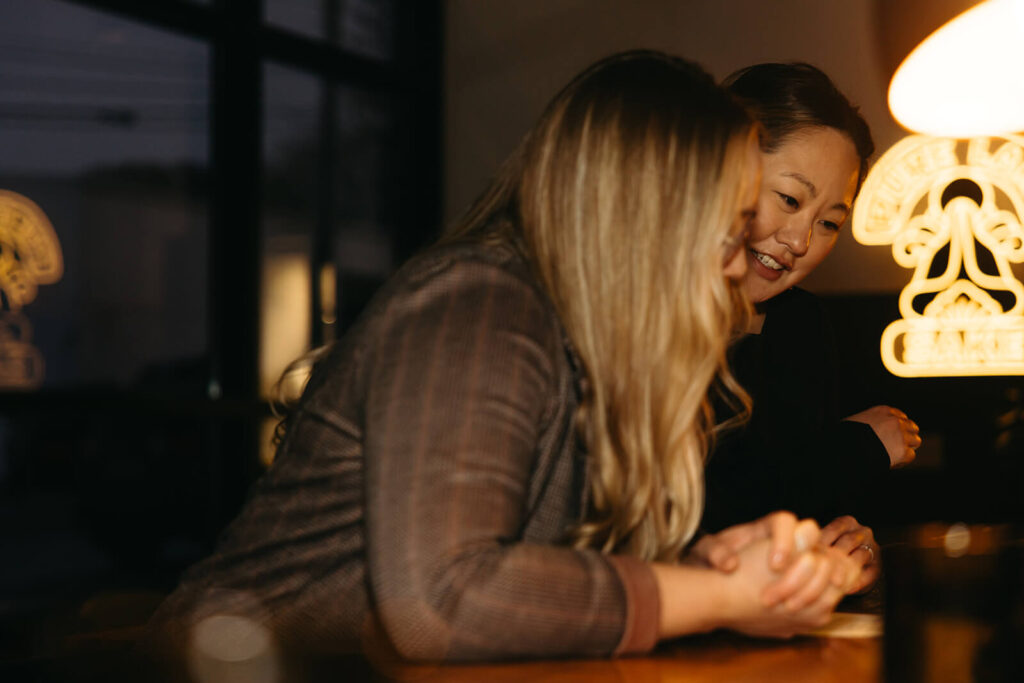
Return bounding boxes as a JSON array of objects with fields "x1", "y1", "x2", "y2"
[{"x1": 143, "y1": 51, "x2": 859, "y2": 672}]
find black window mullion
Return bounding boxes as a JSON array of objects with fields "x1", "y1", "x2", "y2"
[
  {"x1": 392, "y1": 0, "x2": 444, "y2": 263},
  {"x1": 209, "y1": 0, "x2": 260, "y2": 402},
  {"x1": 207, "y1": 0, "x2": 263, "y2": 514}
]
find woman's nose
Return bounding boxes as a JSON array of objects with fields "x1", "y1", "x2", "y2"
[{"x1": 776, "y1": 217, "x2": 812, "y2": 256}]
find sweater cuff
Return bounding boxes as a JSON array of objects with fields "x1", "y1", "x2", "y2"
[{"x1": 607, "y1": 554, "x2": 660, "y2": 655}]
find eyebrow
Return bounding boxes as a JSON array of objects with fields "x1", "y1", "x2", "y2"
[{"x1": 782, "y1": 172, "x2": 850, "y2": 214}]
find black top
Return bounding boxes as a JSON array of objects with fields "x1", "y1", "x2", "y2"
[{"x1": 702, "y1": 288, "x2": 889, "y2": 532}]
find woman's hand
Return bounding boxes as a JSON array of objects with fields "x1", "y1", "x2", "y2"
[
  {"x1": 653, "y1": 536, "x2": 859, "y2": 641},
  {"x1": 687, "y1": 511, "x2": 856, "y2": 609},
  {"x1": 844, "y1": 405, "x2": 921, "y2": 467},
  {"x1": 688, "y1": 511, "x2": 815, "y2": 573},
  {"x1": 820, "y1": 515, "x2": 880, "y2": 594},
  {"x1": 716, "y1": 538, "x2": 857, "y2": 638}
]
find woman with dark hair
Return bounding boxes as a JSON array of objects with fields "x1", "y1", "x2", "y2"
[
  {"x1": 140, "y1": 52, "x2": 860, "y2": 677},
  {"x1": 700, "y1": 62, "x2": 921, "y2": 594}
]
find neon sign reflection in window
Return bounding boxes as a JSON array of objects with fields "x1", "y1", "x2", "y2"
[{"x1": 0, "y1": 190, "x2": 63, "y2": 388}]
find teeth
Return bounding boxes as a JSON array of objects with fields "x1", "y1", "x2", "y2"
[{"x1": 753, "y1": 250, "x2": 785, "y2": 271}]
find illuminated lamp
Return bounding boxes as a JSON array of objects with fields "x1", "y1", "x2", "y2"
[
  {"x1": 888, "y1": 0, "x2": 1024, "y2": 138},
  {"x1": 853, "y1": 0, "x2": 1024, "y2": 377}
]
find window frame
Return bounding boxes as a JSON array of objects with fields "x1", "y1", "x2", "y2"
[{"x1": 0, "y1": 0, "x2": 442, "y2": 513}]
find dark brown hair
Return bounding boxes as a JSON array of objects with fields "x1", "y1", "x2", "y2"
[{"x1": 724, "y1": 62, "x2": 874, "y2": 191}]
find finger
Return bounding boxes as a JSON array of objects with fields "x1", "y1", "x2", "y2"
[
  {"x1": 819, "y1": 516, "x2": 856, "y2": 547},
  {"x1": 849, "y1": 562, "x2": 881, "y2": 594},
  {"x1": 889, "y1": 407, "x2": 907, "y2": 419},
  {"x1": 830, "y1": 549, "x2": 857, "y2": 588},
  {"x1": 793, "y1": 519, "x2": 821, "y2": 554},
  {"x1": 818, "y1": 544, "x2": 860, "y2": 588},
  {"x1": 905, "y1": 419, "x2": 920, "y2": 434},
  {"x1": 767, "y1": 512, "x2": 798, "y2": 570},
  {"x1": 907, "y1": 432, "x2": 922, "y2": 448},
  {"x1": 832, "y1": 530, "x2": 868, "y2": 555},
  {"x1": 851, "y1": 544, "x2": 876, "y2": 569},
  {"x1": 762, "y1": 552, "x2": 816, "y2": 606},
  {"x1": 706, "y1": 541, "x2": 740, "y2": 572},
  {"x1": 802, "y1": 583, "x2": 846, "y2": 624},
  {"x1": 783, "y1": 553, "x2": 834, "y2": 611},
  {"x1": 721, "y1": 524, "x2": 763, "y2": 550}
]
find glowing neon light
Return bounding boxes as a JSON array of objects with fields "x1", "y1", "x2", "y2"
[
  {"x1": 852, "y1": 134, "x2": 1024, "y2": 377},
  {"x1": 0, "y1": 190, "x2": 63, "y2": 388}
]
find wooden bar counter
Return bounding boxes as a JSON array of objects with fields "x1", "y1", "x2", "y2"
[{"x1": 373, "y1": 631, "x2": 880, "y2": 683}]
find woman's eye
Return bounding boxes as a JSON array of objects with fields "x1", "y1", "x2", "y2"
[
  {"x1": 821, "y1": 220, "x2": 840, "y2": 231},
  {"x1": 776, "y1": 192, "x2": 798, "y2": 209}
]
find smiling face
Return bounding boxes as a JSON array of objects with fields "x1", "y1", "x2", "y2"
[{"x1": 741, "y1": 126, "x2": 860, "y2": 303}]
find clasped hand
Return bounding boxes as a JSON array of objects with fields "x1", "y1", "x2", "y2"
[{"x1": 687, "y1": 511, "x2": 867, "y2": 637}]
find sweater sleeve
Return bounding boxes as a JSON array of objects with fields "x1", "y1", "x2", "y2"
[{"x1": 362, "y1": 256, "x2": 658, "y2": 662}]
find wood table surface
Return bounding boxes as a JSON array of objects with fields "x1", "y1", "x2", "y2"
[{"x1": 373, "y1": 632, "x2": 881, "y2": 683}]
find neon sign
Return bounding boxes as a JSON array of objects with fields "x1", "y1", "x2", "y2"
[
  {"x1": 0, "y1": 190, "x2": 63, "y2": 388},
  {"x1": 852, "y1": 134, "x2": 1024, "y2": 377}
]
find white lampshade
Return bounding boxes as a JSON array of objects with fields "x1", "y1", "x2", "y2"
[{"x1": 888, "y1": 0, "x2": 1024, "y2": 137}]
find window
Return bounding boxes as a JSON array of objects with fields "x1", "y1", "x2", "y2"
[
  {"x1": 0, "y1": 0, "x2": 440, "y2": 664},
  {"x1": 0, "y1": 0, "x2": 210, "y2": 390}
]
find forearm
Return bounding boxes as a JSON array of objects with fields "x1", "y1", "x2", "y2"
[
  {"x1": 650, "y1": 562, "x2": 730, "y2": 639},
  {"x1": 370, "y1": 542, "x2": 637, "y2": 661}
]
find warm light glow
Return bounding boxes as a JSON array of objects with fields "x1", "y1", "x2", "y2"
[
  {"x1": 852, "y1": 134, "x2": 1024, "y2": 377},
  {"x1": 188, "y1": 613, "x2": 279, "y2": 683},
  {"x1": 0, "y1": 190, "x2": 63, "y2": 388},
  {"x1": 319, "y1": 262, "x2": 337, "y2": 326},
  {"x1": 259, "y1": 242, "x2": 312, "y2": 399},
  {"x1": 259, "y1": 240, "x2": 315, "y2": 466},
  {"x1": 889, "y1": 0, "x2": 1024, "y2": 137}
]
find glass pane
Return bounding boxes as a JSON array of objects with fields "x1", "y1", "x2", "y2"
[
  {"x1": 0, "y1": 0, "x2": 210, "y2": 392},
  {"x1": 332, "y1": 84, "x2": 400, "y2": 327},
  {"x1": 264, "y1": 0, "x2": 395, "y2": 60},
  {"x1": 258, "y1": 66, "x2": 403, "y2": 426},
  {"x1": 264, "y1": 0, "x2": 326, "y2": 41},
  {"x1": 337, "y1": 0, "x2": 394, "y2": 60}
]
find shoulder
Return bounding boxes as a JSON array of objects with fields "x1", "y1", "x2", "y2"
[
  {"x1": 397, "y1": 239, "x2": 542, "y2": 297},
  {"x1": 327, "y1": 239, "x2": 567, "y2": 382},
  {"x1": 297, "y1": 239, "x2": 569, "y2": 428},
  {"x1": 382, "y1": 240, "x2": 557, "y2": 334}
]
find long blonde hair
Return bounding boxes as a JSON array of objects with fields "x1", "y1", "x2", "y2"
[{"x1": 453, "y1": 51, "x2": 755, "y2": 560}]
